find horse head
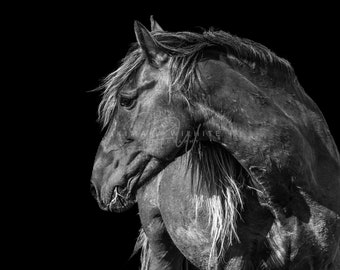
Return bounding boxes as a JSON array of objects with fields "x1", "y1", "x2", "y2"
[{"x1": 91, "y1": 21, "x2": 199, "y2": 212}]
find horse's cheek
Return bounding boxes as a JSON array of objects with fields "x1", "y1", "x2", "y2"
[{"x1": 138, "y1": 107, "x2": 189, "y2": 158}]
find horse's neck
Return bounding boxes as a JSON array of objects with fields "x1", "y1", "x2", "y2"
[{"x1": 207, "y1": 55, "x2": 340, "y2": 163}]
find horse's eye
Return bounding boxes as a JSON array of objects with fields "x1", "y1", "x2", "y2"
[{"x1": 119, "y1": 96, "x2": 136, "y2": 109}]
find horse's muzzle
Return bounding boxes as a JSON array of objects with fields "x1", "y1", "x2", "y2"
[{"x1": 99, "y1": 153, "x2": 168, "y2": 212}]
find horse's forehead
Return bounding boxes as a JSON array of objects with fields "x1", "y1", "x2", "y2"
[{"x1": 136, "y1": 62, "x2": 170, "y2": 85}]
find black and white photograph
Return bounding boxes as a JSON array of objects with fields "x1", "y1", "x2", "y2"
[{"x1": 17, "y1": 4, "x2": 340, "y2": 269}]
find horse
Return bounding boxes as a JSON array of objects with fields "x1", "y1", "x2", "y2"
[{"x1": 90, "y1": 17, "x2": 340, "y2": 269}]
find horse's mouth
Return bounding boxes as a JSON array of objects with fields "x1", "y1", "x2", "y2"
[{"x1": 107, "y1": 155, "x2": 168, "y2": 212}]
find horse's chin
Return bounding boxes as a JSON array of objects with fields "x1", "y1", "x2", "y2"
[{"x1": 108, "y1": 186, "x2": 136, "y2": 213}]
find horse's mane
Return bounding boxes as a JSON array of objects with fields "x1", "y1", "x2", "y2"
[
  {"x1": 133, "y1": 142, "x2": 250, "y2": 269},
  {"x1": 188, "y1": 141, "x2": 248, "y2": 267},
  {"x1": 98, "y1": 29, "x2": 295, "y2": 127}
]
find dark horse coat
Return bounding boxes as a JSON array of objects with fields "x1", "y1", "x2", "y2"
[{"x1": 91, "y1": 18, "x2": 340, "y2": 269}]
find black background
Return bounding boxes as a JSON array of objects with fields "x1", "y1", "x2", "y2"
[{"x1": 17, "y1": 3, "x2": 339, "y2": 269}]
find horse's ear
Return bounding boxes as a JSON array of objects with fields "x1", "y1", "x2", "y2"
[
  {"x1": 150, "y1": 15, "x2": 164, "y2": 32},
  {"x1": 134, "y1": 20, "x2": 168, "y2": 67}
]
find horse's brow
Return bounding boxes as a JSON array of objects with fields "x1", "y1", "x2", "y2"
[
  {"x1": 137, "y1": 80, "x2": 157, "y2": 93},
  {"x1": 120, "y1": 80, "x2": 156, "y2": 98}
]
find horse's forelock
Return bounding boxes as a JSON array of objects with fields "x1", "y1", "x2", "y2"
[{"x1": 97, "y1": 48, "x2": 144, "y2": 127}]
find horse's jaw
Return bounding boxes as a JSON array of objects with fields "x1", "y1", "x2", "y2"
[{"x1": 108, "y1": 154, "x2": 167, "y2": 213}]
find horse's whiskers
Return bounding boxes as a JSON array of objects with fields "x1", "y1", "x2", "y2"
[
  {"x1": 111, "y1": 188, "x2": 118, "y2": 204},
  {"x1": 109, "y1": 186, "x2": 125, "y2": 206}
]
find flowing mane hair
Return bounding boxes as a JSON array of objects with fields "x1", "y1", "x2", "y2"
[
  {"x1": 134, "y1": 141, "x2": 251, "y2": 269},
  {"x1": 97, "y1": 28, "x2": 296, "y2": 268},
  {"x1": 188, "y1": 141, "x2": 248, "y2": 267},
  {"x1": 97, "y1": 29, "x2": 294, "y2": 127}
]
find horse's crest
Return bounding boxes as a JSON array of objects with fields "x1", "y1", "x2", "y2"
[{"x1": 91, "y1": 17, "x2": 340, "y2": 269}]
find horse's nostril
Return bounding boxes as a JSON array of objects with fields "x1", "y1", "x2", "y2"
[
  {"x1": 90, "y1": 182, "x2": 97, "y2": 199},
  {"x1": 90, "y1": 182, "x2": 107, "y2": 210}
]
